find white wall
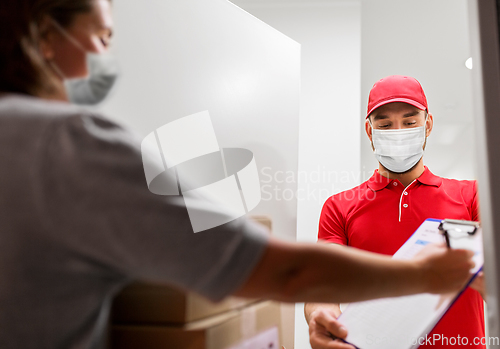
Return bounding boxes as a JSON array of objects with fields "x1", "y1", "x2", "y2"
[
  {"x1": 99, "y1": 0, "x2": 301, "y2": 241},
  {"x1": 229, "y1": 1, "x2": 362, "y2": 348},
  {"x1": 360, "y1": 0, "x2": 475, "y2": 181}
]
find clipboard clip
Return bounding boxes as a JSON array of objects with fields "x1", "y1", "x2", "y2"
[{"x1": 438, "y1": 219, "x2": 479, "y2": 248}]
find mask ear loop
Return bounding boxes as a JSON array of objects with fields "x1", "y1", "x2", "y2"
[
  {"x1": 43, "y1": 20, "x2": 76, "y2": 80},
  {"x1": 47, "y1": 19, "x2": 91, "y2": 80},
  {"x1": 46, "y1": 58, "x2": 66, "y2": 80},
  {"x1": 424, "y1": 111, "x2": 429, "y2": 132},
  {"x1": 50, "y1": 19, "x2": 87, "y2": 52},
  {"x1": 422, "y1": 111, "x2": 429, "y2": 151}
]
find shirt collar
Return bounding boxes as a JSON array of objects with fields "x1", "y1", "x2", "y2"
[
  {"x1": 416, "y1": 166, "x2": 442, "y2": 187},
  {"x1": 367, "y1": 166, "x2": 442, "y2": 191},
  {"x1": 367, "y1": 170, "x2": 393, "y2": 191}
]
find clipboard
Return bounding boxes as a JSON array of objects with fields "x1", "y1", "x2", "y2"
[
  {"x1": 438, "y1": 219, "x2": 480, "y2": 249},
  {"x1": 337, "y1": 218, "x2": 483, "y2": 349}
]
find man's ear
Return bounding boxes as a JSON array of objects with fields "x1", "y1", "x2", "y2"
[
  {"x1": 365, "y1": 118, "x2": 373, "y2": 143},
  {"x1": 425, "y1": 113, "x2": 434, "y2": 137}
]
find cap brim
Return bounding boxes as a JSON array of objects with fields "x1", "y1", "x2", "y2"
[{"x1": 366, "y1": 98, "x2": 427, "y2": 118}]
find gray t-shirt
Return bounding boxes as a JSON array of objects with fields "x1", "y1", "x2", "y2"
[{"x1": 0, "y1": 94, "x2": 268, "y2": 349}]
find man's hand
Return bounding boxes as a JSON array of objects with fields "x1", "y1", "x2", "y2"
[
  {"x1": 413, "y1": 243, "x2": 475, "y2": 294},
  {"x1": 308, "y1": 308, "x2": 355, "y2": 349}
]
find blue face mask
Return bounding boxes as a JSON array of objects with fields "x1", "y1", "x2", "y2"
[{"x1": 50, "y1": 19, "x2": 119, "y2": 105}]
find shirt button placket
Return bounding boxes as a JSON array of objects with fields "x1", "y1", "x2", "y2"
[
  {"x1": 398, "y1": 179, "x2": 416, "y2": 222},
  {"x1": 402, "y1": 189, "x2": 409, "y2": 210}
]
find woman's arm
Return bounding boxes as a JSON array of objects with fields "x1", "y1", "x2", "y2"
[{"x1": 233, "y1": 238, "x2": 474, "y2": 303}]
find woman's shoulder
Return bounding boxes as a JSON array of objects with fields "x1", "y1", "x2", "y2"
[
  {"x1": 0, "y1": 93, "x2": 95, "y2": 120},
  {"x1": 0, "y1": 93, "x2": 139, "y2": 156},
  {"x1": 0, "y1": 93, "x2": 132, "y2": 138}
]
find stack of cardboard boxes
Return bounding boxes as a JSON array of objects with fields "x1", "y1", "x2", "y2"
[{"x1": 111, "y1": 216, "x2": 282, "y2": 349}]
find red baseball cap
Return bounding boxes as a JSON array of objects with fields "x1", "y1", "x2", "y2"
[{"x1": 366, "y1": 75, "x2": 428, "y2": 118}]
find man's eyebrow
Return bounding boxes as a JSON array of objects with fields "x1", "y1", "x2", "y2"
[
  {"x1": 403, "y1": 110, "x2": 420, "y2": 117},
  {"x1": 373, "y1": 114, "x2": 389, "y2": 120}
]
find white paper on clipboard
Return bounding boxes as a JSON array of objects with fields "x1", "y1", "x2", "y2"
[{"x1": 337, "y1": 218, "x2": 483, "y2": 349}]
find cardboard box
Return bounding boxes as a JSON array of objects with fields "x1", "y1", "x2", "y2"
[
  {"x1": 112, "y1": 215, "x2": 271, "y2": 325},
  {"x1": 112, "y1": 283, "x2": 258, "y2": 325},
  {"x1": 249, "y1": 215, "x2": 272, "y2": 233},
  {"x1": 111, "y1": 301, "x2": 281, "y2": 349}
]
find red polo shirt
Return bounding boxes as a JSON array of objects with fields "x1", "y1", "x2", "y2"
[{"x1": 319, "y1": 167, "x2": 484, "y2": 349}]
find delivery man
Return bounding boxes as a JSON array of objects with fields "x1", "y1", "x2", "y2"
[{"x1": 305, "y1": 75, "x2": 485, "y2": 349}]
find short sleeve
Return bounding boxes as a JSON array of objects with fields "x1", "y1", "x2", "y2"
[
  {"x1": 318, "y1": 195, "x2": 348, "y2": 246},
  {"x1": 35, "y1": 113, "x2": 269, "y2": 301}
]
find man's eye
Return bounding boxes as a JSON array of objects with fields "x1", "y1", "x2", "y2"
[
  {"x1": 405, "y1": 121, "x2": 417, "y2": 126},
  {"x1": 378, "y1": 124, "x2": 390, "y2": 128}
]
